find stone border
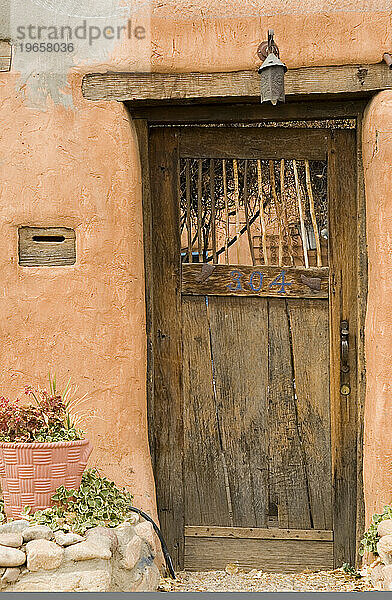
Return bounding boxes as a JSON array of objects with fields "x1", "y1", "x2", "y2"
[
  {"x1": 0, "y1": 517, "x2": 159, "y2": 592},
  {"x1": 369, "y1": 519, "x2": 392, "y2": 590}
]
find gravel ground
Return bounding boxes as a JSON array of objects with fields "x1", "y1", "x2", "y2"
[{"x1": 159, "y1": 569, "x2": 375, "y2": 593}]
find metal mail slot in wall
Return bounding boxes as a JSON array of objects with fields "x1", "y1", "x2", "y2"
[{"x1": 18, "y1": 227, "x2": 76, "y2": 266}]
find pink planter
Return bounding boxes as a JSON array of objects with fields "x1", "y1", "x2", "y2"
[{"x1": 0, "y1": 439, "x2": 92, "y2": 518}]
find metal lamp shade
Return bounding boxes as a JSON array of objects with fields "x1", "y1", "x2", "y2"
[{"x1": 258, "y1": 53, "x2": 287, "y2": 105}]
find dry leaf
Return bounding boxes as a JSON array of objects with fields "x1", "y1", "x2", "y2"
[
  {"x1": 158, "y1": 578, "x2": 172, "y2": 592},
  {"x1": 225, "y1": 563, "x2": 240, "y2": 575}
]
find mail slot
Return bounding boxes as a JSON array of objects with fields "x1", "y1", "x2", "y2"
[{"x1": 18, "y1": 227, "x2": 76, "y2": 266}]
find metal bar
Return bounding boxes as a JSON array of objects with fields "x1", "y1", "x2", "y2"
[
  {"x1": 293, "y1": 159, "x2": 309, "y2": 268},
  {"x1": 197, "y1": 159, "x2": 203, "y2": 262},
  {"x1": 233, "y1": 159, "x2": 241, "y2": 264},
  {"x1": 210, "y1": 159, "x2": 217, "y2": 264},
  {"x1": 223, "y1": 159, "x2": 229, "y2": 264},
  {"x1": 305, "y1": 159, "x2": 322, "y2": 267},
  {"x1": 257, "y1": 160, "x2": 268, "y2": 265},
  {"x1": 280, "y1": 159, "x2": 295, "y2": 266},
  {"x1": 243, "y1": 160, "x2": 256, "y2": 266},
  {"x1": 185, "y1": 159, "x2": 192, "y2": 262},
  {"x1": 269, "y1": 160, "x2": 284, "y2": 267}
]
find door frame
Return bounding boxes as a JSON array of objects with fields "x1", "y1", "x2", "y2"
[{"x1": 132, "y1": 98, "x2": 368, "y2": 569}]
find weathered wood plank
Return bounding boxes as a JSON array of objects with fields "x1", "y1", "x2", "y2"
[
  {"x1": 130, "y1": 99, "x2": 366, "y2": 124},
  {"x1": 328, "y1": 129, "x2": 358, "y2": 567},
  {"x1": 82, "y1": 63, "x2": 392, "y2": 103},
  {"x1": 268, "y1": 298, "x2": 312, "y2": 529},
  {"x1": 288, "y1": 299, "x2": 333, "y2": 530},
  {"x1": 180, "y1": 127, "x2": 328, "y2": 161},
  {"x1": 0, "y1": 41, "x2": 11, "y2": 72},
  {"x1": 133, "y1": 118, "x2": 156, "y2": 472},
  {"x1": 18, "y1": 226, "x2": 76, "y2": 266},
  {"x1": 182, "y1": 264, "x2": 329, "y2": 298},
  {"x1": 149, "y1": 127, "x2": 184, "y2": 569},
  {"x1": 185, "y1": 526, "x2": 333, "y2": 541},
  {"x1": 208, "y1": 296, "x2": 269, "y2": 528},
  {"x1": 184, "y1": 537, "x2": 334, "y2": 572},
  {"x1": 182, "y1": 296, "x2": 231, "y2": 526}
]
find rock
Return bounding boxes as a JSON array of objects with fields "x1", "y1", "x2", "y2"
[
  {"x1": 115, "y1": 523, "x2": 135, "y2": 549},
  {"x1": 54, "y1": 532, "x2": 85, "y2": 547},
  {"x1": 23, "y1": 526, "x2": 54, "y2": 543},
  {"x1": 134, "y1": 522, "x2": 156, "y2": 556},
  {"x1": 112, "y1": 562, "x2": 143, "y2": 592},
  {"x1": 26, "y1": 540, "x2": 63, "y2": 571},
  {"x1": 123, "y1": 513, "x2": 139, "y2": 526},
  {"x1": 371, "y1": 564, "x2": 385, "y2": 590},
  {"x1": 0, "y1": 545, "x2": 25, "y2": 567},
  {"x1": 0, "y1": 521, "x2": 29, "y2": 535},
  {"x1": 64, "y1": 539, "x2": 111, "y2": 562},
  {"x1": 2, "y1": 567, "x2": 20, "y2": 583},
  {"x1": 121, "y1": 536, "x2": 142, "y2": 570},
  {"x1": 382, "y1": 565, "x2": 392, "y2": 591},
  {"x1": 0, "y1": 521, "x2": 158, "y2": 592},
  {"x1": 133, "y1": 563, "x2": 160, "y2": 592},
  {"x1": 114, "y1": 524, "x2": 140, "y2": 565},
  {"x1": 9, "y1": 568, "x2": 111, "y2": 592},
  {"x1": 85, "y1": 527, "x2": 117, "y2": 551},
  {"x1": 378, "y1": 535, "x2": 392, "y2": 565},
  {"x1": 379, "y1": 520, "x2": 392, "y2": 537},
  {"x1": 113, "y1": 552, "x2": 159, "y2": 592},
  {"x1": 0, "y1": 533, "x2": 23, "y2": 548}
]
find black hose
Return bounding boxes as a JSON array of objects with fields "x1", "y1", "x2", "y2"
[{"x1": 128, "y1": 506, "x2": 176, "y2": 579}]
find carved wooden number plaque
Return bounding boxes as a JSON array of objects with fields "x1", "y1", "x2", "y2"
[{"x1": 182, "y1": 264, "x2": 329, "y2": 299}]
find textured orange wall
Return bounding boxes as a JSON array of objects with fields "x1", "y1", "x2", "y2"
[
  {"x1": 0, "y1": 74, "x2": 156, "y2": 514},
  {"x1": 363, "y1": 91, "x2": 392, "y2": 524},
  {"x1": 0, "y1": 0, "x2": 392, "y2": 521}
]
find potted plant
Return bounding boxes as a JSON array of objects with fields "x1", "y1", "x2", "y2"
[{"x1": 0, "y1": 376, "x2": 92, "y2": 519}]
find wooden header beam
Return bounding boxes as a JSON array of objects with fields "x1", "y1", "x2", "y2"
[
  {"x1": 82, "y1": 62, "x2": 392, "y2": 104},
  {"x1": 0, "y1": 41, "x2": 11, "y2": 72}
]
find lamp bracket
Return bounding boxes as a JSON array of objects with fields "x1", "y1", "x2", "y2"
[{"x1": 257, "y1": 29, "x2": 280, "y2": 60}]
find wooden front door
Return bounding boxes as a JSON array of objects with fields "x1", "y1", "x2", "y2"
[{"x1": 147, "y1": 122, "x2": 358, "y2": 572}]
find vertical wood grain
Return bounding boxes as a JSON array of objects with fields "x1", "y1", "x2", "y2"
[
  {"x1": 149, "y1": 127, "x2": 184, "y2": 568},
  {"x1": 268, "y1": 298, "x2": 312, "y2": 529},
  {"x1": 208, "y1": 296, "x2": 269, "y2": 527},
  {"x1": 328, "y1": 129, "x2": 358, "y2": 567},
  {"x1": 182, "y1": 296, "x2": 231, "y2": 525},
  {"x1": 288, "y1": 299, "x2": 332, "y2": 529},
  {"x1": 133, "y1": 118, "x2": 155, "y2": 473}
]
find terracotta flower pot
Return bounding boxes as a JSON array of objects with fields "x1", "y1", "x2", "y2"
[{"x1": 0, "y1": 439, "x2": 92, "y2": 518}]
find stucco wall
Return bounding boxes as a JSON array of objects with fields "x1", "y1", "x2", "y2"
[
  {"x1": 0, "y1": 0, "x2": 391, "y2": 523},
  {"x1": 0, "y1": 74, "x2": 156, "y2": 514},
  {"x1": 363, "y1": 90, "x2": 392, "y2": 525}
]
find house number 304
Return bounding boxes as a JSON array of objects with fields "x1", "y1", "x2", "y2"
[{"x1": 227, "y1": 270, "x2": 292, "y2": 295}]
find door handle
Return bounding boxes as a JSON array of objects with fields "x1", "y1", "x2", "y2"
[{"x1": 340, "y1": 320, "x2": 350, "y2": 374}]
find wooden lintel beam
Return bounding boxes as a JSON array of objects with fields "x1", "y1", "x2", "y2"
[
  {"x1": 82, "y1": 63, "x2": 392, "y2": 103},
  {"x1": 0, "y1": 41, "x2": 11, "y2": 72}
]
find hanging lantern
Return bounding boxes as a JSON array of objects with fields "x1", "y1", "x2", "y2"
[{"x1": 257, "y1": 30, "x2": 287, "y2": 105}]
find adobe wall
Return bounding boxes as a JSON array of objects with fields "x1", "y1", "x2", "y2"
[
  {"x1": 362, "y1": 90, "x2": 392, "y2": 525},
  {"x1": 0, "y1": 0, "x2": 391, "y2": 524}
]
